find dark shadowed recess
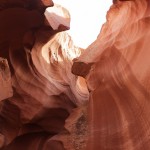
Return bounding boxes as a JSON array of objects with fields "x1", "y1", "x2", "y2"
[
  {"x1": 0, "y1": 98, "x2": 69, "y2": 150},
  {"x1": 2, "y1": 132, "x2": 64, "y2": 150}
]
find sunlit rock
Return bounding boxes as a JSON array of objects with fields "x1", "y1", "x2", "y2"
[
  {"x1": 44, "y1": 4, "x2": 70, "y2": 30},
  {"x1": 72, "y1": 0, "x2": 150, "y2": 149},
  {"x1": 0, "y1": 0, "x2": 89, "y2": 149}
]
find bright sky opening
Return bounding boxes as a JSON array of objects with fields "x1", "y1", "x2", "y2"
[{"x1": 53, "y1": 0, "x2": 112, "y2": 48}]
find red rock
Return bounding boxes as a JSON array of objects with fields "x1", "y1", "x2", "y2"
[
  {"x1": 0, "y1": 58, "x2": 13, "y2": 101},
  {"x1": 72, "y1": 0, "x2": 150, "y2": 149},
  {"x1": 44, "y1": 4, "x2": 70, "y2": 31},
  {"x1": 0, "y1": 0, "x2": 54, "y2": 12},
  {"x1": 0, "y1": 0, "x2": 150, "y2": 149},
  {"x1": 0, "y1": 0, "x2": 89, "y2": 148}
]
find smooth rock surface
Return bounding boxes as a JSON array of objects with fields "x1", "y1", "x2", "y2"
[
  {"x1": 0, "y1": 0, "x2": 150, "y2": 149},
  {"x1": 0, "y1": 0, "x2": 89, "y2": 149},
  {"x1": 72, "y1": 0, "x2": 150, "y2": 149},
  {"x1": 44, "y1": 4, "x2": 70, "y2": 30},
  {"x1": 0, "y1": 58, "x2": 13, "y2": 101}
]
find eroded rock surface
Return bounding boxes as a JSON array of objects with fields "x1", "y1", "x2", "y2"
[
  {"x1": 0, "y1": 0, "x2": 89, "y2": 149},
  {"x1": 0, "y1": 58, "x2": 12, "y2": 101},
  {"x1": 73, "y1": 0, "x2": 150, "y2": 149},
  {"x1": 0, "y1": 0, "x2": 150, "y2": 150}
]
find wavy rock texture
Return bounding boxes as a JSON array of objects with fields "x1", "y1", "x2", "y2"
[
  {"x1": 0, "y1": 0, "x2": 150, "y2": 150},
  {"x1": 72, "y1": 0, "x2": 150, "y2": 149},
  {"x1": 0, "y1": 58, "x2": 13, "y2": 101},
  {"x1": 0, "y1": 0, "x2": 89, "y2": 149}
]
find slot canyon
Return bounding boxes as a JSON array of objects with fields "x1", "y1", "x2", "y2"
[{"x1": 0, "y1": 0, "x2": 150, "y2": 149}]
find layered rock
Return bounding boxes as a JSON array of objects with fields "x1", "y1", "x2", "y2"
[
  {"x1": 0, "y1": 58, "x2": 13, "y2": 101},
  {"x1": 0, "y1": 0, "x2": 89, "y2": 149},
  {"x1": 0, "y1": 0, "x2": 150, "y2": 150},
  {"x1": 72, "y1": 0, "x2": 150, "y2": 149}
]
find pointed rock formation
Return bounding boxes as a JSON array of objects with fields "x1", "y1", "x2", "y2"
[{"x1": 44, "y1": 4, "x2": 70, "y2": 30}]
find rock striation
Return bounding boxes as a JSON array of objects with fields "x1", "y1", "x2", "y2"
[
  {"x1": 0, "y1": 0, "x2": 150, "y2": 150},
  {"x1": 72, "y1": 0, "x2": 150, "y2": 149},
  {"x1": 0, "y1": 0, "x2": 89, "y2": 149},
  {"x1": 0, "y1": 58, "x2": 13, "y2": 101}
]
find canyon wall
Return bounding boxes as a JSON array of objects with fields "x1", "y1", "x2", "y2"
[
  {"x1": 73, "y1": 0, "x2": 150, "y2": 149},
  {"x1": 0, "y1": 0, "x2": 150, "y2": 150},
  {"x1": 0, "y1": 1, "x2": 89, "y2": 149}
]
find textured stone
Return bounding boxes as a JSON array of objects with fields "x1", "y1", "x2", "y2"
[
  {"x1": 0, "y1": 58, "x2": 13, "y2": 101},
  {"x1": 0, "y1": 0, "x2": 150, "y2": 149},
  {"x1": 44, "y1": 4, "x2": 70, "y2": 30},
  {"x1": 72, "y1": 0, "x2": 150, "y2": 149}
]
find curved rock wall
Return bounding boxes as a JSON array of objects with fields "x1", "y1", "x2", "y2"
[
  {"x1": 0, "y1": 1, "x2": 89, "y2": 149},
  {"x1": 0, "y1": 0, "x2": 150, "y2": 150},
  {"x1": 72, "y1": 0, "x2": 150, "y2": 149}
]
